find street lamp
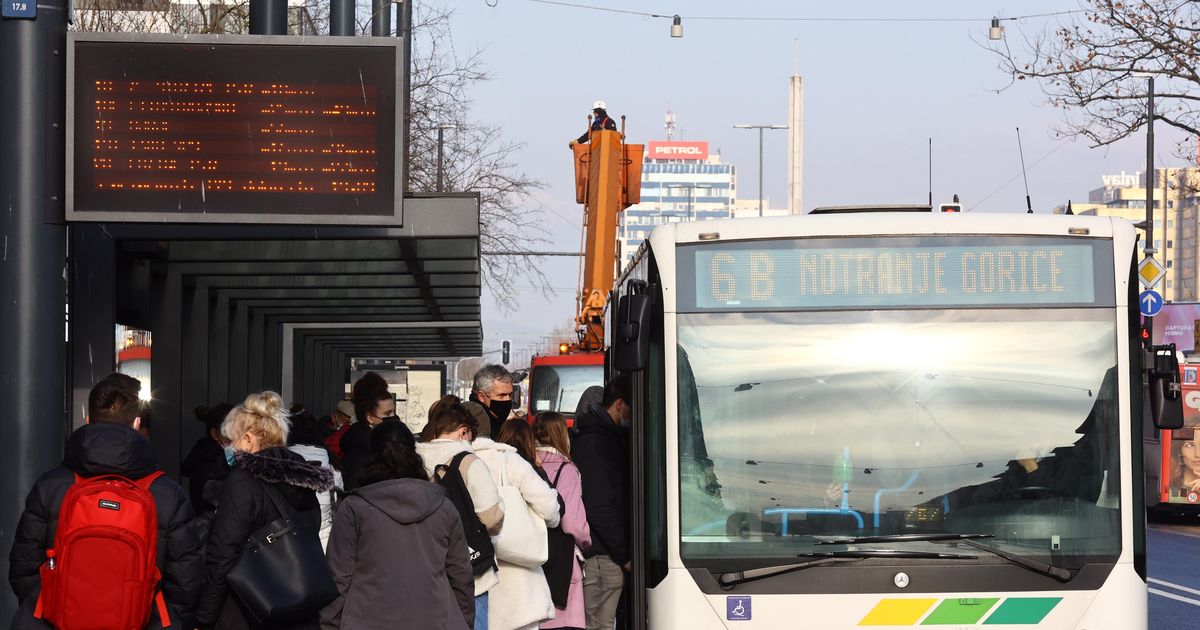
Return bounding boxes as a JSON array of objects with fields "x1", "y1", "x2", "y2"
[
  {"x1": 988, "y1": 17, "x2": 1004, "y2": 41},
  {"x1": 734, "y1": 123, "x2": 788, "y2": 217},
  {"x1": 435, "y1": 124, "x2": 457, "y2": 192}
]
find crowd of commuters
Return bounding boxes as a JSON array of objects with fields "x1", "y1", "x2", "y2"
[{"x1": 7, "y1": 365, "x2": 633, "y2": 630}]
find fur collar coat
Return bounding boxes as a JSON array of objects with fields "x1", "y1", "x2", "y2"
[{"x1": 197, "y1": 446, "x2": 333, "y2": 630}]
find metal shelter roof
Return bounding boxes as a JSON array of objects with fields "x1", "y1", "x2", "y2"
[{"x1": 100, "y1": 193, "x2": 482, "y2": 412}]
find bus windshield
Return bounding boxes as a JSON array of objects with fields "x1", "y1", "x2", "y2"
[
  {"x1": 676, "y1": 307, "x2": 1122, "y2": 569},
  {"x1": 530, "y1": 364, "x2": 604, "y2": 415}
]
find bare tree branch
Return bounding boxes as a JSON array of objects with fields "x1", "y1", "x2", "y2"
[{"x1": 992, "y1": 0, "x2": 1200, "y2": 160}]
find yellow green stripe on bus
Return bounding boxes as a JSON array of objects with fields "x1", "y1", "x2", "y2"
[{"x1": 859, "y1": 597, "x2": 1062, "y2": 626}]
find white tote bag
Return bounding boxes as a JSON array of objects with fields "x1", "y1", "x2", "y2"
[{"x1": 491, "y1": 454, "x2": 549, "y2": 568}]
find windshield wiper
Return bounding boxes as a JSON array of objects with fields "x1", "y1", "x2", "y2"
[
  {"x1": 717, "y1": 556, "x2": 847, "y2": 589},
  {"x1": 815, "y1": 533, "x2": 995, "y2": 545},
  {"x1": 941, "y1": 538, "x2": 1073, "y2": 582},
  {"x1": 812, "y1": 533, "x2": 1072, "y2": 581},
  {"x1": 717, "y1": 550, "x2": 976, "y2": 589}
]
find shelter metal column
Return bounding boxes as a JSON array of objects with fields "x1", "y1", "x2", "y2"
[
  {"x1": 181, "y1": 283, "x2": 211, "y2": 448},
  {"x1": 264, "y1": 315, "x2": 283, "y2": 392},
  {"x1": 228, "y1": 302, "x2": 250, "y2": 402},
  {"x1": 150, "y1": 265, "x2": 184, "y2": 478},
  {"x1": 247, "y1": 311, "x2": 266, "y2": 393},
  {"x1": 69, "y1": 226, "x2": 116, "y2": 428},
  {"x1": 301, "y1": 334, "x2": 319, "y2": 413},
  {"x1": 0, "y1": 0, "x2": 69, "y2": 620},
  {"x1": 207, "y1": 294, "x2": 230, "y2": 406}
]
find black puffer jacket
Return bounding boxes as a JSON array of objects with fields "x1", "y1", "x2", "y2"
[
  {"x1": 571, "y1": 402, "x2": 630, "y2": 567},
  {"x1": 197, "y1": 447, "x2": 334, "y2": 630},
  {"x1": 7, "y1": 422, "x2": 204, "y2": 630},
  {"x1": 181, "y1": 436, "x2": 230, "y2": 517},
  {"x1": 338, "y1": 422, "x2": 371, "y2": 491}
]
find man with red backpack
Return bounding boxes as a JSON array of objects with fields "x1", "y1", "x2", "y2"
[{"x1": 8, "y1": 373, "x2": 204, "y2": 630}]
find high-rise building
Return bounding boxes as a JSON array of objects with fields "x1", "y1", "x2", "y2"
[
  {"x1": 619, "y1": 139, "x2": 737, "y2": 269},
  {"x1": 1054, "y1": 168, "x2": 1200, "y2": 301}
]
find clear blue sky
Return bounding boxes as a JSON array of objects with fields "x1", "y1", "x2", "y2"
[{"x1": 441, "y1": 0, "x2": 1185, "y2": 360}]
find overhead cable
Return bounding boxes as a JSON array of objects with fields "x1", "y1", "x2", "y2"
[{"x1": 520, "y1": 1, "x2": 1081, "y2": 24}]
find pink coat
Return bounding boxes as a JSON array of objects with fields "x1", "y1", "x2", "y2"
[{"x1": 537, "y1": 447, "x2": 592, "y2": 629}]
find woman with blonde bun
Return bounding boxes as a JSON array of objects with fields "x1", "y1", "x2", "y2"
[{"x1": 196, "y1": 391, "x2": 335, "y2": 630}]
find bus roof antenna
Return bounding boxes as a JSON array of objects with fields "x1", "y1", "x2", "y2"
[
  {"x1": 1016, "y1": 127, "x2": 1033, "y2": 213},
  {"x1": 928, "y1": 138, "x2": 933, "y2": 206}
]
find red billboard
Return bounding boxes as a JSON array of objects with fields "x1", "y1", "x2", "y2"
[{"x1": 647, "y1": 141, "x2": 709, "y2": 161}]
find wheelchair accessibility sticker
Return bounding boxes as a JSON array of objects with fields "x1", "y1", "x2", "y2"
[{"x1": 727, "y1": 595, "x2": 751, "y2": 621}]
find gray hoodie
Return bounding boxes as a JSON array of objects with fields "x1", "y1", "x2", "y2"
[{"x1": 320, "y1": 478, "x2": 475, "y2": 630}]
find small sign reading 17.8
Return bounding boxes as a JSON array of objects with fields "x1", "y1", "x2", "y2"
[{"x1": 2, "y1": 0, "x2": 35, "y2": 18}]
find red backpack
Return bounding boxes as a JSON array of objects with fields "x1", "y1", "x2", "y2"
[{"x1": 34, "y1": 472, "x2": 172, "y2": 630}]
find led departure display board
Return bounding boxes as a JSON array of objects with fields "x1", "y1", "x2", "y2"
[
  {"x1": 67, "y1": 33, "x2": 403, "y2": 224},
  {"x1": 678, "y1": 236, "x2": 1114, "y2": 311}
]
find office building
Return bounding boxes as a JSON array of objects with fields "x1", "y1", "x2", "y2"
[
  {"x1": 1054, "y1": 168, "x2": 1200, "y2": 301},
  {"x1": 619, "y1": 140, "x2": 737, "y2": 268}
]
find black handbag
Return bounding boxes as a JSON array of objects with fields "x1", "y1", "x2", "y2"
[
  {"x1": 543, "y1": 465, "x2": 577, "y2": 609},
  {"x1": 226, "y1": 482, "x2": 337, "y2": 624}
]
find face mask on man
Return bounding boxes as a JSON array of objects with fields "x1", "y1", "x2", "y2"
[
  {"x1": 487, "y1": 399, "x2": 514, "y2": 422},
  {"x1": 379, "y1": 415, "x2": 400, "y2": 425}
]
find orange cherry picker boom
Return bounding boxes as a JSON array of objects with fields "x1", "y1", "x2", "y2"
[{"x1": 525, "y1": 115, "x2": 643, "y2": 424}]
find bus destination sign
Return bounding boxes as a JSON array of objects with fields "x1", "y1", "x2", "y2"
[
  {"x1": 67, "y1": 34, "x2": 402, "y2": 225},
  {"x1": 686, "y1": 239, "x2": 1105, "y2": 311}
]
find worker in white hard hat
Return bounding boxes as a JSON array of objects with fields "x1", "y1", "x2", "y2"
[{"x1": 569, "y1": 100, "x2": 618, "y2": 147}]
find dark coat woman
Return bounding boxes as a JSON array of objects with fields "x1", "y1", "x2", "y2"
[
  {"x1": 197, "y1": 392, "x2": 334, "y2": 630},
  {"x1": 321, "y1": 420, "x2": 475, "y2": 630}
]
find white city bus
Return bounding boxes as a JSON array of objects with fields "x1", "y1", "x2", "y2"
[{"x1": 610, "y1": 211, "x2": 1181, "y2": 629}]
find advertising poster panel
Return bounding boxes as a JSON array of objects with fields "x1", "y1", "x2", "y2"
[
  {"x1": 1168, "y1": 365, "x2": 1200, "y2": 505},
  {"x1": 1152, "y1": 303, "x2": 1200, "y2": 354}
]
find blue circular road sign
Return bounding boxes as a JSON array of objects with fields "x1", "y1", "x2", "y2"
[{"x1": 1140, "y1": 290, "x2": 1164, "y2": 317}]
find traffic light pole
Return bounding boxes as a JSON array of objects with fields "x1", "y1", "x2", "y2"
[{"x1": 0, "y1": 0, "x2": 69, "y2": 621}]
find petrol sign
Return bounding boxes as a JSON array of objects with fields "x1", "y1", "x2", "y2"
[{"x1": 647, "y1": 141, "x2": 709, "y2": 160}]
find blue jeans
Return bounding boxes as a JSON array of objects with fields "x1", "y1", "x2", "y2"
[{"x1": 474, "y1": 592, "x2": 489, "y2": 630}]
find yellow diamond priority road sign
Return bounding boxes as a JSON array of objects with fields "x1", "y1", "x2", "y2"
[{"x1": 1139, "y1": 257, "x2": 1166, "y2": 288}]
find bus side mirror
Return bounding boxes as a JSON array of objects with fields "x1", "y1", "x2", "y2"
[
  {"x1": 613, "y1": 290, "x2": 650, "y2": 373},
  {"x1": 1148, "y1": 344, "x2": 1184, "y2": 430}
]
